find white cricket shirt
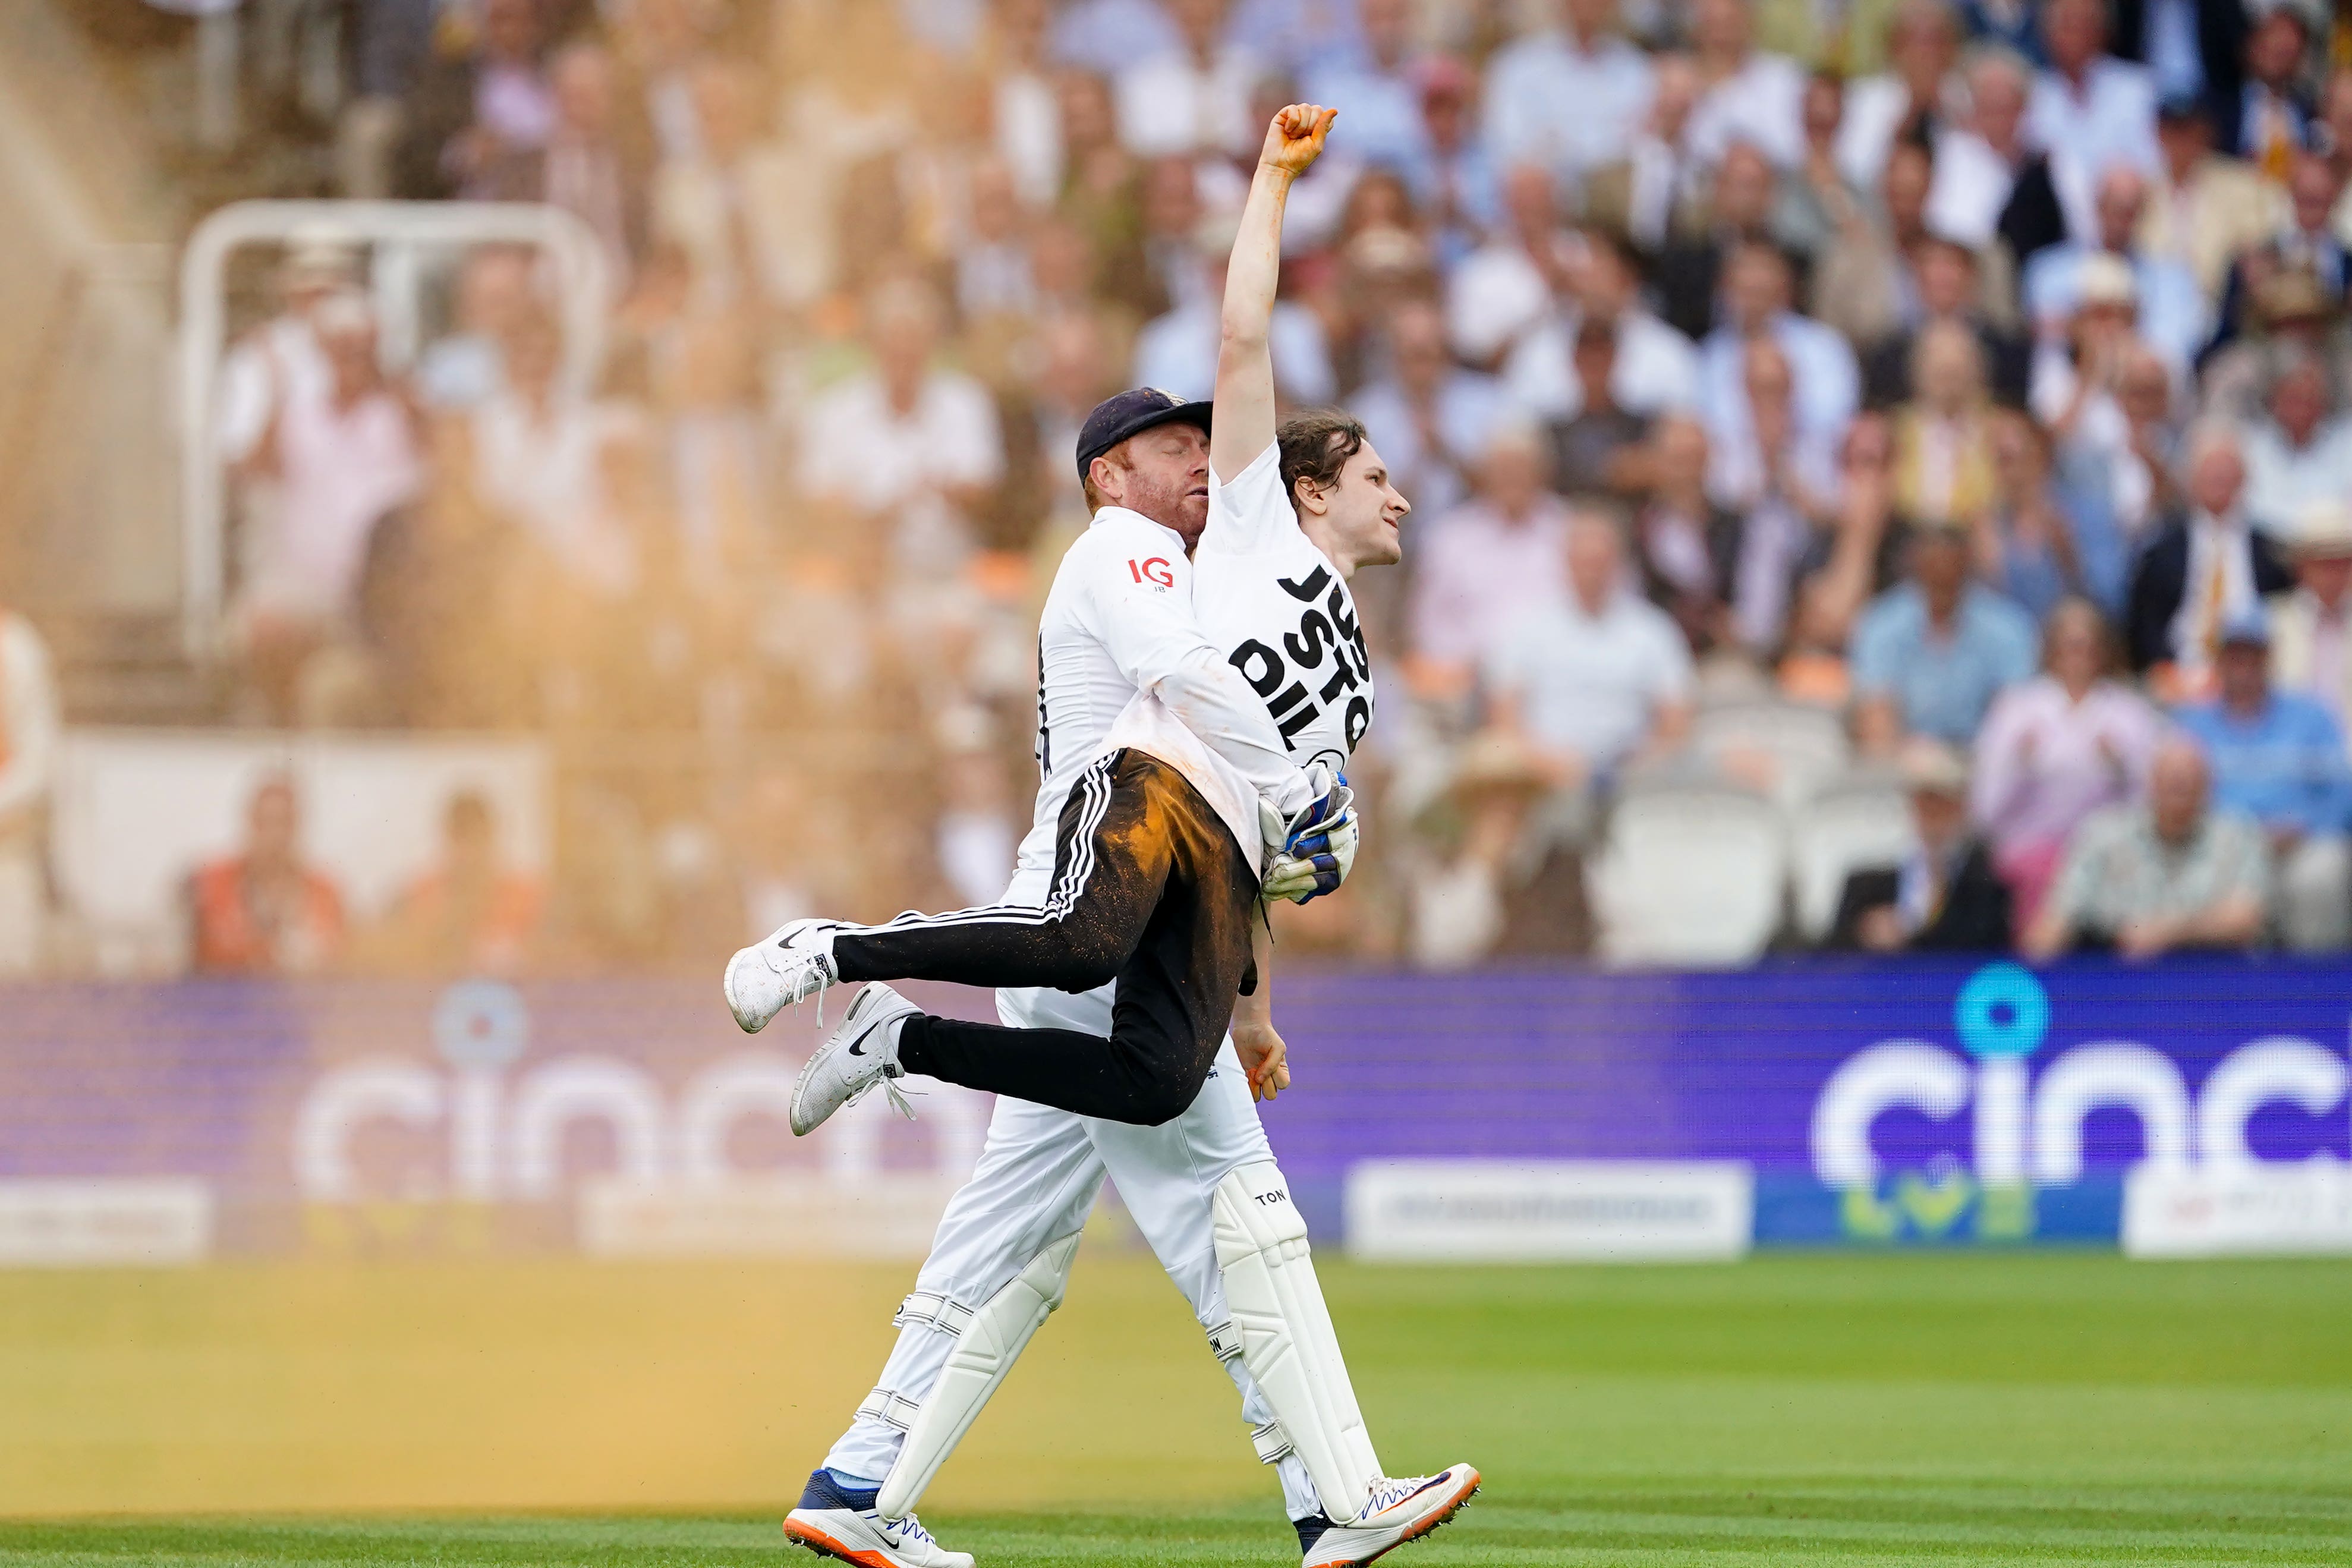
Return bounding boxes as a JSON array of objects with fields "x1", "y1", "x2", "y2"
[{"x1": 1014, "y1": 505, "x2": 1310, "y2": 898}]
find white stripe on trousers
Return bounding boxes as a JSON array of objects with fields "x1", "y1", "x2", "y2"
[{"x1": 855, "y1": 754, "x2": 1120, "y2": 937}]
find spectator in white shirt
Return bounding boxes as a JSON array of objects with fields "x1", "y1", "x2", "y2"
[
  {"x1": 1482, "y1": 0, "x2": 1656, "y2": 185},
  {"x1": 1410, "y1": 422, "x2": 1573, "y2": 695},
  {"x1": 234, "y1": 291, "x2": 423, "y2": 722},
  {"x1": 2020, "y1": 163, "x2": 2209, "y2": 370},
  {"x1": 1484, "y1": 507, "x2": 1696, "y2": 792},
  {"x1": 987, "y1": 0, "x2": 1065, "y2": 209},
  {"x1": 1114, "y1": 0, "x2": 1260, "y2": 159},
  {"x1": 2241, "y1": 347, "x2": 2352, "y2": 540},
  {"x1": 1446, "y1": 162, "x2": 1583, "y2": 368},
  {"x1": 0, "y1": 604, "x2": 57, "y2": 977},
  {"x1": 471, "y1": 309, "x2": 634, "y2": 599},
  {"x1": 1503, "y1": 226, "x2": 1702, "y2": 421},
  {"x1": 2029, "y1": 0, "x2": 2161, "y2": 241},
  {"x1": 1698, "y1": 240, "x2": 1860, "y2": 454},
  {"x1": 1352, "y1": 299, "x2": 1510, "y2": 522},
  {"x1": 1131, "y1": 249, "x2": 1336, "y2": 403},
  {"x1": 1837, "y1": 0, "x2": 1963, "y2": 193},
  {"x1": 1685, "y1": 0, "x2": 1807, "y2": 169},
  {"x1": 1582, "y1": 51, "x2": 1707, "y2": 253},
  {"x1": 2271, "y1": 502, "x2": 2352, "y2": 742},
  {"x1": 216, "y1": 232, "x2": 358, "y2": 464},
  {"x1": 801, "y1": 279, "x2": 1006, "y2": 574},
  {"x1": 1926, "y1": 46, "x2": 2063, "y2": 256}
]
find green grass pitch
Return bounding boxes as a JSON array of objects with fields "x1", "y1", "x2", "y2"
[{"x1": 5, "y1": 1251, "x2": 2350, "y2": 1565}]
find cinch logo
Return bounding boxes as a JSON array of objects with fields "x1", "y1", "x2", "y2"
[
  {"x1": 292, "y1": 982, "x2": 983, "y2": 1204},
  {"x1": 1811, "y1": 962, "x2": 2350, "y2": 1188},
  {"x1": 1129, "y1": 557, "x2": 1175, "y2": 588}
]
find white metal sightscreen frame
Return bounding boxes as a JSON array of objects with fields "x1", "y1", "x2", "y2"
[{"x1": 177, "y1": 200, "x2": 611, "y2": 654}]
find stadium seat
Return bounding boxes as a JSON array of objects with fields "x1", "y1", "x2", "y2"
[
  {"x1": 1789, "y1": 777, "x2": 1916, "y2": 942},
  {"x1": 1690, "y1": 702, "x2": 1850, "y2": 810},
  {"x1": 1589, "y1": 780, "x2": 1787, "y2": 966}
]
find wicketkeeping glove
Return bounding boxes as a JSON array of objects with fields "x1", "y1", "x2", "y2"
[{"x1": 1259, "y1": 767, "x2": 1358, "y2": 904}]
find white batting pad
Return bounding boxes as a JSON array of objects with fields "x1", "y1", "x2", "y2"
[
  {"x1": 876, "y1": 1230, "x2": 1081, "y2": 1519},
  {"x1": 1211, "y1": 1161, "x2": 1382, "y2": 1523}
]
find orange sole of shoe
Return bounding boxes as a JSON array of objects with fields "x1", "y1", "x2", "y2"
[{"x1": 783, "y1": 1517, "x2": 898, "y2": 1568}]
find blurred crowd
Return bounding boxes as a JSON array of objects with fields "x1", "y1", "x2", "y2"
[{"x1": 20, "y1": 0, "x2": 2352, "y2": 976}]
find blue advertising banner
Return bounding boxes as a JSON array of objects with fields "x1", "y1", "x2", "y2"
[{"x1": 1, "y1": 960, "x2": 2344, "y2": 1252}]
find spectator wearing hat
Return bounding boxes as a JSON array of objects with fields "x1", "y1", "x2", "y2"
[
  {"x1": 2174, "y1": 609, "x2": 2352, "y2": 949},
  {"x1": 2123, "y1": 421, "x2": 2294, "y2": 680},
  {"x1": 2021, "y1": 164, "x2": 2209, "y2": 371},
  {"x1": 2137, "y1": 93, "x2": 2284, "y2": 300},
  {"x1": 1851, "y1": 517, "x2": 2040, "y2": 751},
  {"x1": 1971, "y1": 596, "x2": 2162, "y2": 925},
  {"x1": 1831, "y1": 738, "x2": 2014, "y2": 952},
  {"x1": 1404, "y1": 731, "x2": 1586, "y2": 968},
  {"x1": 1484, "y1": 0, "x2": 1657, "y2": 189},
  {"x1": 2022, "y1": 735, "x2": 2269, "y2": 959},
  {"x1": 2269, "y1": 500, "x2": 2352, "y2": 737},
  {"x1": 2240, "y1": 345, "x2": 2352, "y2": 537}
]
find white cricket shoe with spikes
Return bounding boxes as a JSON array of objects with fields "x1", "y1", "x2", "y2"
[
  {"x1": 1299, "y1": 1465, "x2": 1481, "y2": 1568},
  {"x1": 724, "y1": 918, "x2": 840, "y2": 1032}
]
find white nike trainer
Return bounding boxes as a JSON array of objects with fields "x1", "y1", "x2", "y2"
[
  {"x1": 724, "y1": 918, "x2": 841, "y2": 1032},
  {"x1": 1299, "y1": 1465, "x2": 1481, "y2": 1568},
  {"x1": 790, "y1": 982, "x2": 921, "y2": 1135},
  {"x1": 785, "y1": 1468, "x2": 972, "y2": 1568}
]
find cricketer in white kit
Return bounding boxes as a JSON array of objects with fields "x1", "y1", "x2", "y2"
[{"x1": 760, "y1": 106, "x2": 1477, "y2": 1568}]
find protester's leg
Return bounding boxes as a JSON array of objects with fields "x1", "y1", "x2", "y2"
[{"x1": 887, "y1": 757, "x2": 1261, "y2": 1125}]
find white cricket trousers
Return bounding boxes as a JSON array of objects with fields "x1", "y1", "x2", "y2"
[{"x1": 822, "y1": 978, "x2": 1325, "y2": 1520}]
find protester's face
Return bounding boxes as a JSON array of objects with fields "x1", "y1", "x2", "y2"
[{"x1": 1317, "y1": 439, "x2": 1411, "y2": 567}]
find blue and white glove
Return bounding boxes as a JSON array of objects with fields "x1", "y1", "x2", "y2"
[{"x1": 1260, "y1": 766, "x2": 1358, "y2": 905}]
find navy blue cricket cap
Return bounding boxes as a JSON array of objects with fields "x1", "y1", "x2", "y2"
[{"x1": 1074, "y1": 388, "x2": 1213, "y2": 485}]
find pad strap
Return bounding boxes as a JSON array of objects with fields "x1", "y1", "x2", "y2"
[
  {"x1": 1251, "y1": 1420, "x2": 1293, "y2": 1465},
  {"x1": 1207, "y1": 1319, "x2": 1245, "y2": 1363},
  {"x1": 858, "y1": 1387, "x2": 924, "y2": 1432},
  {"x1": 894, "y1": 1292, "x2": 975, "y2": 1337}
]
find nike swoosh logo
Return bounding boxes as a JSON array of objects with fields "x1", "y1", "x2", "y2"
[{"x1": 848, "y1": 1040, "x2": 866, "y2": 1056}]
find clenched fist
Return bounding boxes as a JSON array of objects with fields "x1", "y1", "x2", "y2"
[{"x1": 1258, "y1": 102, "x2": 1337, "y2": 180}]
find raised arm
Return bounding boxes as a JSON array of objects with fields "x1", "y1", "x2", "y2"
[{"x1": 1212, "y1": 103, "x2": 1336, "y2": 484}]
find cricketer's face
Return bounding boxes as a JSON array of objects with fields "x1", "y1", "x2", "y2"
[{"x1": 1103, "y1": 423, "x2": 1213, "y2": 546}]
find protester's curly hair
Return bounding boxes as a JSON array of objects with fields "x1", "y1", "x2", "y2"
[{"x1": 1277, "y1": 409, "x2": 1368, "y2": 511}]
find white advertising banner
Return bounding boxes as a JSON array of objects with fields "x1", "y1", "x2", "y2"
[
  {"x1": 1344, "y1": 1160, "x2": 1754, "y2": 1262},
  {"x1": 2123, "y1": 1163, "x2": 2352, "y2": 1258},
  {"x1": 0, "y1": 1179, "x2": 214, "y2": 1265}
]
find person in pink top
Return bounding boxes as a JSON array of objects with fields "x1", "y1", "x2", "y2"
[{"x1": 1970, "y1": 596, "x2": 2163, "y2": 927}]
